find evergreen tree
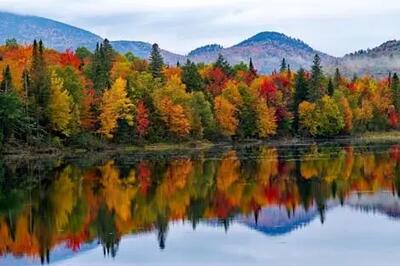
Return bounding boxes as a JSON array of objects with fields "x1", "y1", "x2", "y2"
[
  {"x1": 249, "y1": 57, "x2": 257, "y2": 76},
  {"x1": 30, "y1": 39, "x2": 50, "y2": 125},
  {"x1": 327, "y1": 78, "x2": 334, "y2": 96},
  {"x1": 214, "y1": 54, "x2": 233, "y2": 76},
  {"x1": 352, "y1": 74, "x2": 358, "y2": 83},
  {"x1": 21, "y1": 69, "x2": 30, "y2": 108},
  {"x1": 149, "y1": 43, "x2": 165, "y2": 80},
  {"x1": 280, "y1": 58, "x2": 287, "y2": 73},
  {"x1": 0, "y1": 65, "x2": 12, "y2": 92},
  {"x1": 308, "y1": 54, "x2": 325, "y2": 102},
  {"x1": 392, "y1": 73, "x2": 400, "y2": 112},
  {"x1": 293, "y1": 68, "x2": 309, "y2": 133},
  {"x1": 333, "y1": 68, "x2": 341, "y2": 90},
  {"x1": 182, "y1": 60, "x2": 204, "y2": 92},
  {"x1": 237, "y1": 86, "x2": 257, "y2": 138},
  {"x1": 90, "y1": 40, "x2": 114, "y2": 94}
]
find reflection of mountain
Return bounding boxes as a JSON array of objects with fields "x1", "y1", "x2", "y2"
[
  {"x1": 239, "y1": 200, "x2": 339, "y2": 236},
  {"x1": 241, "y1": 192, "x2": 400, "y2": 237},
  {"x1": 239, "y1": 206, "x2": 320, "y2": 236},
  {"x1": 346, "y1": 191, "x2": 400, "y2": 219}
]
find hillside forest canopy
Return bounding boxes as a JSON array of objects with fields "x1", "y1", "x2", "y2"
[{"x1": 1, "y1": 38, "x2": 400, "y2": 150}]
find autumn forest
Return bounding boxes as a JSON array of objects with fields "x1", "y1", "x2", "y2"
[{"x1": 1, "y1": 38, "x2": 400, "y2": 151}]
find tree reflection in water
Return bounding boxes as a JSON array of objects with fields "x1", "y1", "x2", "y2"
[{"x1": 1, "y1": 144, "x2": 400, "y2": 263}]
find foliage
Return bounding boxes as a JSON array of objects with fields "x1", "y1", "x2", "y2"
[
  {"x1": 0, "y1": 40, "x2": 400, "y2": 148},
  {"x1": 99, "y1": 77, "x2": 133, "y2": 138},
  {"x1": 149, "y1": 43, "x2": 164, "y2": 80},
  {"x1": 214, "y1": 96, "x2": 237, "y2": 136},
  {"x1": 48, "y1": 72, "x2": 73, "y2": 135}
]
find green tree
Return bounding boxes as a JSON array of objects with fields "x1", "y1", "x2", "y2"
[
  {"x1": 237, "y1": 85, "x2": 257, "y2": 138},
  {"x1": 90, "y1": 39, "x2": 115, "y2": 94},
  {"x1": 308, "y1": 54, "x2": 325, "y2": 102},
  {"x1": 333, "y1": 68, "x2": 341, "y2": 90},
  {"x1": 0, "y1": 91, "x2": 31, "y2": 146},
  {"x1": 182, "y1": 60, "x2": 204, "y2": 92},
  {"x1": 5, "y1": 38, "x2": 18, "y2": 48},
  {"x1": 249, "y1": 58, "x2": 257, "y2": 76},
  {"x1": 55, "y1": 66, "x2": 83, "y2": 105},
  {"x1": 214, "y1": 54, "x2": 233, "y2": 76},
  {"x1": 293, "y1": 68, "x2": 309, "y2": 133},
  {"x1": 149, "y1": 43, "x2": 165, "y2": 80},
  {"x1": 317, "y1": 96, "x2": 345, "y2": 137},
  {"x1": 327, "y1": 78, "x2": 334, "y2": 96},
  {"x1": 0, "y1": 65, "x2": 13, "y2": 92},
  {"x1": 392, "y1": 73, "x2": 400, "y2": 112},
  {"x1": 190, "y1": 91, "x2": 215, "y2": 138},
  {"x1": 75, "y1": 46, "x2": 92, "y2": 63},
  {"x1": 30, "y1": 39, "x2": 50, "y2": 126},
  {"x1": 280, "y1": 58, "x2": 287, "y2": 73}
]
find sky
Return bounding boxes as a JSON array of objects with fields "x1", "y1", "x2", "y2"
[{"x1": 0, "y1": 0, "x2": 400, "y2": 56}]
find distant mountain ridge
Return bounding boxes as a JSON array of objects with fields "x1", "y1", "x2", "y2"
[
  {"x1": 0, "y1": 12, "x2": 102, "y2": 50},
  {"x1": 0, "y1": 11, "x2": 398, "y2": 76}
]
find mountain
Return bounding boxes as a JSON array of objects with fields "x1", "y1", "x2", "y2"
[
  {"x1": 187, "y1": 31, "x2": 336, "y2": 73},
  {"x1": 336, "y1": 40, "x2": 400, "y2": 77},
  {"x1": 1, "y1": 11, "x2": 399, "y2": 76},
  {"x1": 0, "y1": 12, "x2": 102, "y2": 50},
  {"x1": 188, "y1": 44, "x2": 223, "y2": 57},
  {"x1": 110, "y1": 40, "x2": 185, "y2": 65}
]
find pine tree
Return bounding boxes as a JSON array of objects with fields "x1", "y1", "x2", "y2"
[
  {"x1": 308, "y1": 54, "x2": 324, "y2": 102},
  {"x1": 249, "y1": 58, "x2": 257, "y2": 76},
  {"x1": 30, "y1": 39, "x2": 50, "y2": 125},
  {"x1": 334, "y1": 68, "x2": 341, "y2": 90},
  {"x1": 293, "y1": 68, "x2": 309, "y2": 133},
  {"x1": 182, "y1": 60, "x2": 204, "y2": 92},
  {"x1": 149, "y1": 43, "x2": 165, "y2": 80},
  {"x1": 280, "y1": 58, "x2": 287, "y2": 73},
  {"x1": 214, "y1": 54, "x2": 233, "y2": 76},
  {"x1": 0, "y1": 65, "x2": 12, "y2": 92},
  {"x1": 392, "y1": 73, "x2": 400, "y2": 112},
  {"x1": 21, "y1": 69, "x2": 30, "y2": 110},
  {"x1": 90, "y1": 39, "x2": 114, "y2": 94},
  {"x1": 327, "y1": 78, "x2": 334, "y2": 96}
]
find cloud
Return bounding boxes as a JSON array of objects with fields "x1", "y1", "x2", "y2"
[{"x1": 0, "y1": 0, "x2": 400, "y2": 56}]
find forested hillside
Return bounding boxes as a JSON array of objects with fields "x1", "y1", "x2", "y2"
[{"x1": 0, "y1": 39, "x2": 399, "y2": 151}]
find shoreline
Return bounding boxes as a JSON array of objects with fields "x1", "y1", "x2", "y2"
[{"x1": 3, "y1": 131, "x2": 400, "y2": 160}]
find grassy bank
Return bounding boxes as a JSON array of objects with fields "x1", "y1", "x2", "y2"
[{"x1": 3, "y1": 131, "x2": 400, "y2": 160}]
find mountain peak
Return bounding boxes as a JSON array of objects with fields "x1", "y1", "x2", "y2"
[
  {"x1": 188, "y1": 44, "x2": 223, "y2": 57},
  {"x1": 236, "y1": 31, "x2": 314, "y2": 52}
]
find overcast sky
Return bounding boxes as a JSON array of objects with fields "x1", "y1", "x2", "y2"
[{"x1": 1, "y1": 0, "x2": 400, "y2": 56}]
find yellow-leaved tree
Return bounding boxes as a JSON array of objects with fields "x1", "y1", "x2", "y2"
[
  {"x1": 49, "y1": 71, "x2": 73, "y2": 135},
  {"x1": 99, "y1": 77, "x2": 134, "y2": 138},
  {"x1": 298, "y1": 101, "x2": 319, "y2": 136},
  {"x1": 255, "y1": 99, "x2": 277, "y2": 138},
  {"x1": 152, "y1": 75, "x2": 192, "y2": 136},
  {"x1": 214, "y1": 95, "x2": 238, "y2": 136}
]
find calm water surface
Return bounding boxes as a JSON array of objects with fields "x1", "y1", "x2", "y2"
[{"x1": 1, "y1": 143, "x2": 400, "y2": 265}]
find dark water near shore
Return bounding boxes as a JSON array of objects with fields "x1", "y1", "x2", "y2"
[{"x1": 1, "y1": 143, "x2": 400, "y2": 265}]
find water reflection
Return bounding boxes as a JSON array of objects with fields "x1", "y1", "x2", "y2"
[{"x1": 1, "y1": 144, "x2": 400, "y2": 265}]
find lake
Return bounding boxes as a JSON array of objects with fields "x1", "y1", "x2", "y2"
[{"x1": 1, "y1": 143, "x2": 400, "y2": 266}]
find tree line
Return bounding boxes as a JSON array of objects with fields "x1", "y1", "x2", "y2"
[{"x1": 1, "y1": 39, "x2": 399, "y2": 149}]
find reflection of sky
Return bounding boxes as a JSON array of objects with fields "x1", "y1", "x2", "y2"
[{"x1": 48, "y1": 206, "x2": 400, "y2": 266}]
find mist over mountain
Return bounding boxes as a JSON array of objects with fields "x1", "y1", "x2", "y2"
[{"x1": 0, "y1": 11, "x2": 398, "y2": 76}]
